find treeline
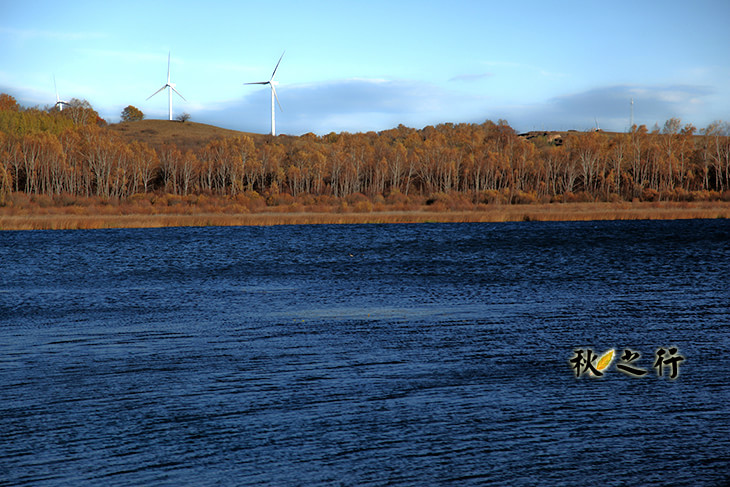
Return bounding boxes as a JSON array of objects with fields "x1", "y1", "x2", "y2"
[{"x1": 1, "y1": 93, "x2": 729, "y2": 207}]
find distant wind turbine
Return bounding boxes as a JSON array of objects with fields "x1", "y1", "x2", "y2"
[
  {"x1": 53, "y1": 76, "x2": 70, "y2": 111},
  {"x1": 147, "y1": 51, "x2": 186, "y2": 121},
  {"x1": 245, "y1": 51, "x2": 285, "y2": 136}
]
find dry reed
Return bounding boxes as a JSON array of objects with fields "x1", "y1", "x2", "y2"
[{"x1": 1, "y1": 201, "x2": 729, "y2": 231}]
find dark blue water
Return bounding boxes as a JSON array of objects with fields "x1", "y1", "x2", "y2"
[{"x1": 1, "y1": 220, "x2": 729, "y2": 486}]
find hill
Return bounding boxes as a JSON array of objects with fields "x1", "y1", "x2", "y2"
[
  {"x1": 107, "y1": 119, "x2": 268, "y2": 151},
  {"x1": 110, "y1": 120, "x2": 629, "y2": 152}
]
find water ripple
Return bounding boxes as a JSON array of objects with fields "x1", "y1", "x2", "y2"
[{"x1": 1, "y1": 220, "x2": 728, "y2": 485}]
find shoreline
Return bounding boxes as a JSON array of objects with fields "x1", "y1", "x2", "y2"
[{"x1": 1, "y1": 201, "x2": 729, "y2": 231}]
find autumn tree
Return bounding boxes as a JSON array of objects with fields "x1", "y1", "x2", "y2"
[
  {"x1": 35, "y1": 132, "x2": 65, "y2": 195},
  {"x1": 121, "y1": 105, "x2": 144, "y2": 122},
  {"x1": 79, "y1": 126, "x2": 122, "y2": 197},
  {"x1": 541, "y1": 145, "x2": 569, "y2": 197},
  {"x1": 703, "y1": 121, "x2": 730, "y2": 191},
  {"x1": 128, "y1": 141, "x2": 159, "y2": 194},
  {"x1": 111, "y1": 142, "x2": 134, "y2": 198},
  {"x1": 256, "y1": 141, "x2": 285, "y2": 194},
  {"x1": 0, "y1": 131, "x2": 12, "y2": 203},
  {"x1": 225, "y1": 135, "x2": 257, "y2": 195},
  {"x1": 567, "y1": 130, "x2": 604, "y2": 196},
  {"x1": 179, "y1": 150, "x2": 199, "y2": 195},
  {"x1": 64, "y1": 99, "x2": 104, "y2": 127},
  {"x1": 0, "y1": 93, "x2": 20, "y2": 112},
  {"x1": 0, "y1": 162, "x2": 10, "y2": 204},
  {"x1": 606, "y1": 133, "x2": 629, "y2": 198},
  {"x1": 158, "y1": 144, "x2": 184, "y2": 194},
  {"x1": 200, "y1": 138, "x2": 225, "y2": 194},
  {"x1": 628, "y1": 124, "x2": 650, "y2": 198},
  {"x1": 658, "y1": 118, "x2": 683, "y2": 192}
]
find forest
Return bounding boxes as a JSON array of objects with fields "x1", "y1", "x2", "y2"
[{"x1": 1, "y1": 92, "x2": 729, "y2": 215}]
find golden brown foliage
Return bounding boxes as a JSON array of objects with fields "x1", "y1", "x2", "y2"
[{"x1": 2, "y1": 94, "x2": 730, "y2": 224}]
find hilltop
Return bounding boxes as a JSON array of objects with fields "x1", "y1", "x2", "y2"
[
  {"x1": 110, "y1": 119, "x2": 577, "y2": 150},
  {"x1": 107, "y1": 120, "x2": 662, "y2": 153},
  {"x1": 107, "y1": 119, "x2": 268, "y2": 151}
]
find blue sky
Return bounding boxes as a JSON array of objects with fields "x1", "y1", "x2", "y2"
[{"x1": 2, "y1": 0, "x2": 728, "y2": 135}]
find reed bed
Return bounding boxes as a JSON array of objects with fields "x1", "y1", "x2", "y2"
[{"x1": 1, "y1": 201, "x2": 728, "y2": 231}]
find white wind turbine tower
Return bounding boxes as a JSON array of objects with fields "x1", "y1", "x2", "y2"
[
  {"x1": 53, "y1": 76, "x2": 70, "y2": 111},
  {"x1": 245, "y1": 51, "x2": 285, "y2": 136},
  {"x1": 147, "y1": 51, "x2": 186, "y2": 121}
]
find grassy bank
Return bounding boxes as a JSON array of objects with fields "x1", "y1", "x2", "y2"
[{"x1": 1, "y1": 200, "x2": 728, "y2": 230}]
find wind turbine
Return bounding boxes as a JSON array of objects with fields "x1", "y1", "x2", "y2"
[
  {"x1": 53, "y1": 76, "x2": 70, "y2": 111},
  {"x1": 147, "y1": 51, "x2": 186, "y2": 121},
  {"x1": 245, "y1": 51, "x2": 285, "y2": 136}
]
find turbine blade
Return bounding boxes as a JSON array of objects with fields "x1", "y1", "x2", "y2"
[
  {"x1": 170, "y1": 86, "x2": 187, "y2": 102},
  {"x1": 53, "y1": 75, "x2": 59, "y2": 101},
  {"x1": 271, "y1": 84, "x2": 282, "y2": 111},
  {"x1": 147, "y1": 85, "x2": 167, "y2": 100},
  {"x1": 245, "y1": 81, "x2": 269, "y2": 85},
  {"x1": 270, "y1": 51, "x2": 285, "y2": 80},
  {"x1": 167, "y1": 51, "x2": 171, "y2": 83}
]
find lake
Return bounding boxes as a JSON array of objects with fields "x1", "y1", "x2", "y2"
[{"x1": 1, "y1": 219, "x2": 729, "y2": 485}]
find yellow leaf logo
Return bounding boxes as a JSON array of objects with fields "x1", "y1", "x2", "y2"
[{"x1": 596, "y1": 349, "x2": 615, "y2": 372}]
